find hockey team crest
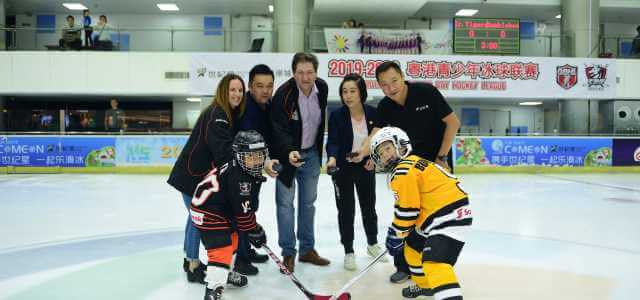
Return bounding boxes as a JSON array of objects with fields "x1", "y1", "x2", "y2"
[
  {"x1": 556, "y1": 64, "x2": 578, "y2": 90},
  {"x1": 239, "y1": 182, "x2": 251, "y2": 196},
  {"x1": 584, "y1": 64, "x2": 608, "y2": 90}
]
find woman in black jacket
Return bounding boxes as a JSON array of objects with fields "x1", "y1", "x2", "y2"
[
  {"x1": 326, "y1": 73, "x2": 386, "y2": 270},
  {"x1": 167, "y1": 74, "x2": 246, "y2": 283}
]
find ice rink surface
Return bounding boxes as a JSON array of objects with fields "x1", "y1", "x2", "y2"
[{"x1": 1, "y1": 172, "x2": 639, "y2": 300}]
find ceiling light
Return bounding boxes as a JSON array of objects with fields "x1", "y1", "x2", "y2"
[
  {"x1": 268, "y1": 5, "x2": 274, "y2": 13},
  {"x1": 157, "y1": 3, "x2": 180, "y2": 11},
  {"x1": 555, "y1": 14, "x2": 562, "y2": 19},
  {"x1": 62, "y1": 3, "x2": 88, "y2": 10},
  {"x1": 519, "y1": 101, "x2": 543, "y2": 106},
  {"x1": 455, "y1": 9, "x2": 478, "y2": 17},
  {"x1": 186, "y1": 97, "x2": 202, "y2": 102}
]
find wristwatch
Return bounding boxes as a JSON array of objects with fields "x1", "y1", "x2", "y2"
[{"x1": 436, "y1": 155, "x2": 448, "y2": 162}]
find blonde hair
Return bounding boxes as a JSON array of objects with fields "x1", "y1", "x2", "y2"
[{"x1": 212, "y1": 74, "x2": 246, "y2": 125}]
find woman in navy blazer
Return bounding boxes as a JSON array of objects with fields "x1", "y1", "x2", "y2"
[{"x1": 326, "y1": 74, "x2": 386, "y2": 270}]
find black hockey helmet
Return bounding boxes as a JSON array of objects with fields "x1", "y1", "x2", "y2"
[{"x1": 232, "y1": 130, "x2": 268, "y2": 178}]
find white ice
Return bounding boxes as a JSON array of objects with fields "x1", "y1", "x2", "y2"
[{"x1": 0, "y1": 173, "x2": 639, "y2": 300}]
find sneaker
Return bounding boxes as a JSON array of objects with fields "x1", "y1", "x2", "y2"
[
  {"x1": 298, "y1": 249, "x2": 330, "y2": 266},
  {"x1": 204, "y1": 286, "x2": 224, "y2": 300},
  {"x1": 226, "y1": 271, "x2": 248, "y2": 288},
  {"x1": 344, "y1": 253, "x2": 356, "y2": 271},
  {"x1": 401, "y1": 284, "x2": 432, "y2": 298},
  {"x1": 248, "y1": 248, "x2": 268, "y2": 263},
  {"x1": 389, "y1": 270, "x2": 410, "y2": 284},
  {"x1": 183, "y1": 258, "x2": 206, "y2": 284},
  {"x1": 366, "y1": 244, "x2": 389, "y2": 262},
  {"x1": 234, "y1": 258, "x2": 259, "y2": 276}
]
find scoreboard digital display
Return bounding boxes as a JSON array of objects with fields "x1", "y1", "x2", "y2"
[{"x1": 453, "y1": 18, "x2": 520, "y2": 55}]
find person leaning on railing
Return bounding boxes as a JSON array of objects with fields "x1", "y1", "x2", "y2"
[
  {"x1": 92, "y1": 15, "x2": 114, "y2": 50},
  {"x1": 59, "y1": 15, "x2": 82, "y2": 50}
]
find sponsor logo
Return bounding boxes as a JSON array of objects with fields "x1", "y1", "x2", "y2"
[
  {"x1": 239, "y1": 182, "x2": 251, "y2": 196},
  {"x1": 634, "y1": 147, "x2": 640, "y2": 162},
  {"x1": 196, "y1": 67, "x2": 206, "y2": 78},
  {"x1": 190, "y1": 209, "x2": 204, "y2": 225},
  {"x1": 241, "y1": 201, "x2": 252, "y2": 213},
  {"x1": 415, "y1": 104, "x2": 430, "y2": 112},
  {"x1": 556, "y1": 64, "x2": 578, "y2": 90},
  {"x1": 332, "y1": 35, "x2": 350, "y2": 53},
  {"x1": 584, "y1": 64, "x2": 608, "y2": 90}
]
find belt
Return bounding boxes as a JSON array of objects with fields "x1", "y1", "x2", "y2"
[{"x1": 300, "y1": 145, "x2": 316, "y2": 152}]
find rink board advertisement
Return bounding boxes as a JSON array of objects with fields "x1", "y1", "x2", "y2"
[
  {"x1": 115, "y1": 136, "x2": 188, "y2": 166},
  {"x1": 189, "y1": 53, "x2": 616, "y2": 100},
  {"x1": 455, "y1": 137, "x2": 613, "y2": 167},
  {"x1": 0, "y1": 136, "x2": 116, "y2": 167},
  {"x1": 323, "y1": 28, "x2": 451, "y2": 55},
  {"x1": 612, "y1": 138, "x2": 640, "y2": 166}
]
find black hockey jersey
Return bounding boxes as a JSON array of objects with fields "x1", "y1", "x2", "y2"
[{"x1": 189, "y1": 160, "x2": 262, "y2": 232}]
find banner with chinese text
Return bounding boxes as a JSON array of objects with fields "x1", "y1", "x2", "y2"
[
  {"x1": 189, "y1": 53, "x2": 616, "y2": 99},
  {"x1": 323, "y1": 28, "x2": 452, "y2": 55},
  {"x1": 455, "y1": 137, "x2": 613, "y2": 167},
  {"x1": 115, "y1": 136, "x2": 188, "y2": 166},
  {"x1": 0, "y1": 136, "x2": 116, "y2": 167}
]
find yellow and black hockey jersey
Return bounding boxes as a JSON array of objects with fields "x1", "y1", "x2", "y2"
[{"x1": 389, "y1": 155, "x2": 472, "y2": 241}]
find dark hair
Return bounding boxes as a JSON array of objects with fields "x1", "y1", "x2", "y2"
[
  {"x1": 291, "y1": 52, "x2": 319, "y2": 73},
  {"x1": 249, "y1": 64, "x2": 274, "y2": 84},
  {"x1": 375, "y1": 61, "x2": 403, "y2": 81},
  {"x1": 83, "y1": 9, "x2": 90, "y2": 14},
  {"x1": 339, "y1": 73, "x2": 367, "y2": 104},
  {"x1": 100, "y1": 15, "x2": 108, "y2": 22},
  {"x1": 213, "y1": 74, "x2": 246, "y2": 125},
  {"x1": 66, "y1": 15, "x2": 74, "y2": 21},
  {"x1": 637, "y1": 25, "x2": 640, "y2": 32}
]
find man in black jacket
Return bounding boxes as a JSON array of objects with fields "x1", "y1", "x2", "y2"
[
  {"x1": 270, "y1": 52, "x2": 330, "y2": 273},
  {"x1": 632, "y1": 25, "x2": 640, "y2": 58}
]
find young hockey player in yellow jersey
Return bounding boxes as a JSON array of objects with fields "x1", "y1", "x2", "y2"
[{"x1": 370, "y1": 127, "x2": 472, "y2": 300}]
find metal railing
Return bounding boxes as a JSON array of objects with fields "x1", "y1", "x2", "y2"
[{"x1": 1, "y1": 26, "x2": 276, "y2": 52}]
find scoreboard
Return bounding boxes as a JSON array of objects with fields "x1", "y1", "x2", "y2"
[{"x1": 453, "y1": 18, "x2": 520, "y2": 55}]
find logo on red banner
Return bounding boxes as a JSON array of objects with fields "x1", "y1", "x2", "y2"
[
  {"x1": 556, "y1": 64, "x2": 578, "y2": 90},
  {"x1": 584, "y1": 64, "x2": 608, "y2": 90}
]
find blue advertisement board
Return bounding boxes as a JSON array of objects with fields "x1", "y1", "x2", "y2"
[
  {"x1": 115, "y1": 136, "x2": 188, "y2": 166},
  {"x1": 455, "y1": 137, "x2": 613, "y2": 167},
  {"x1": 612, "y1": 138, "x2": 640, "y2": 166},
  {"x1": 0, "y1": 136, "x2": 116, "y2": 167}
]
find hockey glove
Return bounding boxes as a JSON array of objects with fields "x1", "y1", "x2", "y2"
[
  {"x1": 385, "y1": 227, "x2": 404, "y2": 257},
  {"x1": 247, "y1": 224, "x2": 267, "y2": 248}
]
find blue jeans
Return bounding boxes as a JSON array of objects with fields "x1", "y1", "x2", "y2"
[
  {"x1": 276, "y1": 149, "x2": 321, "y2": 257},
  {"x1": 182, "y1": 193, "x2": 201, "y2": 260}
]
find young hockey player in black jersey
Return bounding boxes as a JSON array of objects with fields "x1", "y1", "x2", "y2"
[{"x1": 190, "y1": 130, "x2": 269, "y2": 300}]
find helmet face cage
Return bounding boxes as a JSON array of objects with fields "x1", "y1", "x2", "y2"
[
  {"x1": 370, "y1": 127, "x2": 412, "y2": 172},
  {"x1": 236, "y1": 148, "x2": 268, "y2": 178}
]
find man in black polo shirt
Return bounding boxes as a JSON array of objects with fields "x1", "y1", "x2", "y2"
[{"x1": 353, "y1": 61, "x2": 460, "y2": 296}]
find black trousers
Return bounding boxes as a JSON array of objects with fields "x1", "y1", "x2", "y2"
[{"x1": 332, "y1": 163, "x2": 378, "y2": 253}]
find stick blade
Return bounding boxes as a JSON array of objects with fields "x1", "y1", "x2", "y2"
[{"x1": 313, "y1": 293, "x2": 351, "y2": 300}]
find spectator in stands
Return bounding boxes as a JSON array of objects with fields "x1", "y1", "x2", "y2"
[
  {"x1": 83, "y1": 10, "x2": 93, "y2": 47},
  {"x1": 104, "y1": 98, "x2": 126, "y2": 131},
  {"x1": 632, "y1": 25, "x2": 640, "y2": 57},
  {"x1": 357, "y1": 22, "x2": 365, "y2": 28},
  {"x1": 93, "y1": 15, "x2": 113, "y2": 50},
  {"x1": 59, "y1": 15, "x2": 82, "y2": 50}
]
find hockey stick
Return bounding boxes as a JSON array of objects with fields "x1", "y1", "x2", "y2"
[
  {"x1": 262, "y1": 244, "x2": 350, "y2": 300},
  {"x1": 328, "y1": 248, "x2": 389, "y2": 300}
]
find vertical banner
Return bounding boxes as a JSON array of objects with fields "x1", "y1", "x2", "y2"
[{"x1": 455, "y1": 137, "x2": 613, "y2": 167}]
